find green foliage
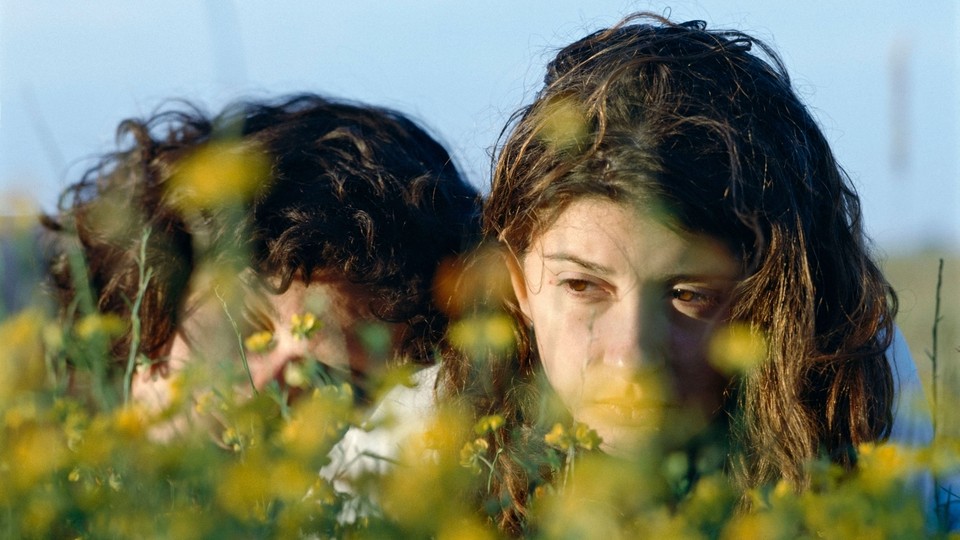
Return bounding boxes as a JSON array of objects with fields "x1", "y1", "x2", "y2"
[{"x1": 1, "y1": 223, "x2": 958, "y2": 537}]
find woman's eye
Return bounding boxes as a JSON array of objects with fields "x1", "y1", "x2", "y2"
[
  {"x1": 558, "y1": 277, "x2": 608, "y2": 299},
  {"x1": 670, "y1": 287, "x2": 723, "y2": 318},
  {"x1": 565, "y1": 279, "x2": 591, "y2": 292},
  {"x1": 671, "y1": 288, "x2": 715, "y2": 304},
  {"x1": 240, "y1": 304, "x2": 275, "y2": 335}
]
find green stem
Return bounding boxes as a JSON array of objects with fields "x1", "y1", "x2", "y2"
[
  {"x1": 123, "y1": 229, "x2": 153, "y2": 405},
  {"x1": 928, "y1": 258, "x2": 943, "y2": 438},
  {"x1": 215, "y1": 286, "x2": 258, "y2": 395}
]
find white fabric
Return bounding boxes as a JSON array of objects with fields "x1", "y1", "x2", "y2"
[{"x1": 319, "y1": 364, "x2": 439, "y2": 519}]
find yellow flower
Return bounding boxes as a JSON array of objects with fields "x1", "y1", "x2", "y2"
[
  {"x1": 459, "y1": 438, "x2": 490, "y2": 474},
  {"x1": 8, "y1": 424, "x2": 69, "y2": 491},
  {"x1": 168, "y1": 140, "x2": 270, "y2": 210},
  {"x1": 217, "y1": 458, "x2": 271, "y2": 522},
  {"x1": 572, "y1": 422, "x2": 602, "y2": 451},
  {"x1": 0, "y1": 310, "x2": 48, "y2": 399},
  {"x1": 243, "y1": 330, "x2": 275, "y2": 353},
  {"x1": 290, "y1": 312, "x2": 320, "y2": 340},
  {"x1": 113, "y1": 404, "x2": 147, "y2": 438},
  {"x1": 74, "y1": 313, "x2": 127, "y2": 341},
  {"x1": 708, "y1": 322, "x2": 768, "y2": 374},
  {"x1": 545, "y1": 422, "x2": 601, "y2": 452},
  {"x1": 535, "y1": 94, "x2": 590, "y2": 152},
  {"x1": 544, "y1": 423, "x2": 572, "y2": 452},
  {"x1": 448, "y1": 314, "x2": 516, "y2": 353},
  {"x1": 473, "y1": 414, "x2": 504, "y2": 435}
]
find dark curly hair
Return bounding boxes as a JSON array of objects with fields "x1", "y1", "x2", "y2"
[{"x1": 44, "y1": 93, "x2": 480, "y2": 379}]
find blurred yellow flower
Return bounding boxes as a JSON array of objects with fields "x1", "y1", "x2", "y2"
[
  {"x1": 572, "y1": 422, "x2": 602, "y2": 451},
  {"x1": 544, "y1": 422, "x2": 601, "y2": 453},
  {"x1": 75, "y1": 313, "x2": 127, "y2": 341},
  {"x1": 473, "y1": 414, "x2": 504, "y2": 435},
  {"x1": 3, "y1": 398, "x2": 38, "y2": 430},
  {"x1": 545, "y1": 423, "x2": 572, "y2": 452},
  {"x1": 536, "y1": 94, "x2": 590, "y2": 152},
  {"x1": 708, "y1": 322, "x2": 768, "y2": 374},
  {"x1": 279, "y1": 384, "x2": 352, "y2": 461},
  {"x1": 243, "y1": 330, "x2": 275, "y2": 353},
  {"x1": 448, "y1": 314, "x2": 516, "y2": 353},
  {"x1": 267, "y1": 459, "x2": 313, "y2": 502},
  {"x1": 437, "y1": 515, "x2": 496, "y2": 540},
  {"x1": 168, "y1": 140, "x2": 270, "y2": 210},
  {"x1": 459, "y1": 438, "x2": 490, "y2": 474},
  {"x1": 0, "y1": 310, "x2": 48, "y2": 400},
  {"x1": 217, "y1": 459, "x2": 271, "y2": 522},
  {"x1": 857, "y1": 442, "x2": 919, "y2": 494},
  {"x1": 112, "y1": 404, "x2": 147, "y2": 438},
  {"x1": 8, "y1": 424, "x2": 69, "y2": 491},
  {"x1": 290, "y1": 312, "x2": 320, "y2": 340}
]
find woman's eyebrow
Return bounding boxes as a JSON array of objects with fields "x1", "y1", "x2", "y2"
[{"x1": 542, "y1": 252, "x2": 615, "y2": 275}]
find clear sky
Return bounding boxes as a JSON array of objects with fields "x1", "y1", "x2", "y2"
[{"x1": 1, "y1": 0, "x2": 958, "y2": 252}]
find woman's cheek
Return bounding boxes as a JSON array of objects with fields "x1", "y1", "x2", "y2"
[{"x1": 537, "y1": 306, "x2": 596, "y2": 412}]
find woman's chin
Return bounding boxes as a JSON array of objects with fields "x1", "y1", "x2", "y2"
[
  {"x1": 577, "y1": 402, "x2": 713, "y2": 459},
  {"x1": 576, "y1": 405, "x2": 662, "y2": 458}
]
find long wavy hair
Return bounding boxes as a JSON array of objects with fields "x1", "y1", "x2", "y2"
[
  {"x1": 45, "y1": 94, "x2": 480, "y2": 379},
  {"x1": 442, "y1": 14, "x2": 895, "y2": 532}
]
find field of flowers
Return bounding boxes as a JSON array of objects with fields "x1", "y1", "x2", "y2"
[{"x1": 0, "y1": 212, "x2": 958, "y2": 538}]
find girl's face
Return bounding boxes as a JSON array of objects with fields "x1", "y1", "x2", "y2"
[
  {"x1": 508, "y1": 198, "x2": 741, "y2": 457},
  {"x1": 133, "y1": 277, "x2": 397, "y2": 420}
]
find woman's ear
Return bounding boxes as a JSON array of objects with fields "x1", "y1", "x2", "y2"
[{"x1": 504, "y1": 250, "x2": 533, "y2": 322}]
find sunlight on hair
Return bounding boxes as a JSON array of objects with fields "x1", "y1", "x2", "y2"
[{"x1": 168, "y1": 140, "x2": 270, "y2": 210}]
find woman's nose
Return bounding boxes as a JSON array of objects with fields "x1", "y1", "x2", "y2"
[
  {"x1": 251, "y1": 336, "x2": 310, "y2": 391},
  {"x1": 603, "y1": 297, "x2": 664, "y2": 369}
]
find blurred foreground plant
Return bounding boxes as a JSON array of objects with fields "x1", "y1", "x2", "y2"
[{"x1": 2, "y1": 245, "x2": 959, "y2": 538}]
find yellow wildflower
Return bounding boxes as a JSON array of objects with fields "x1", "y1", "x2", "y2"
[
  {"x1": 290, "y1": 312, "x2": 320, "y2": 340},
  {"x1": 0, "y1": 310, "x2": 48, "y2": 399},
  {"x1": 243, "y1": 330, "x2": 275, "y2": 353},
  {"x1": 535, "y1": 94, "x2": 590, "y2": 152},
  {"x1": 473, "y1": 414, "x2": 505, "y2": 435},
  {"x1": 448, "y1": 314, "x2": 516, "y2": 353},
  {"x1": 572, "y1": 422, "x2": 602, "y2": 451},
  {"x1": 168, "y1": 140, "x2": 270, "y2": 210},
  {"x1": 708, "y1": 322, "x2": 768, "y2": 374},
  {"x1": 544, "y1": 423, "x2": 572, "y2": 452},
  {"x1": 74, "y1": 313, "x2": 126, "y2": 341},
  {"x1": 459, "y1": 438, "x2": 490, "y2": 474}
]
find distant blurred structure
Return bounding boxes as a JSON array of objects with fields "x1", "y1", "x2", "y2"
[{"x1": 889, "y1": 38, "x2": 911, "y2": 174}]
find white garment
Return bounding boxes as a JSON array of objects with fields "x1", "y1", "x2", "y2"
[{"x1": 320, "y1": 364, "x2": 439, "y2": 519}]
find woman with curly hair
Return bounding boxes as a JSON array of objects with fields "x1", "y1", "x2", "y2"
[
  {"x1": 44, "y1": 94, "x2": 479, "y2": 413},
  {"x1": 443, "y1": 13, "x2": 947, "y2": 533}
]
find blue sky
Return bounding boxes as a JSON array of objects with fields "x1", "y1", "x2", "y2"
[{"x1": 1, "y1": 0, "x2": 958, "y2": 252}]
